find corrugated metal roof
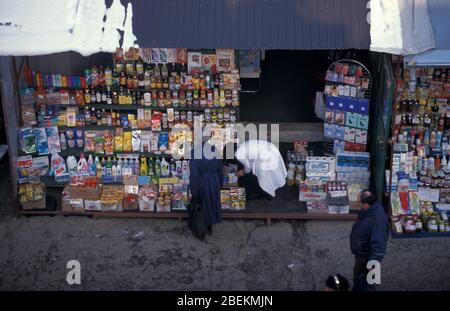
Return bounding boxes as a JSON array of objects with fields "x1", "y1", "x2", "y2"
[{"x1": 127, "y1": 0, "x2": 370, "y2": 49}]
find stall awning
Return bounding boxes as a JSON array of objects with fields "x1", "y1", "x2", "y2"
[
  {"x1": 0, "y1": 0, "x2": 370, "y2": 56},
  {"x1": 129, "y1": 0, "x2": 371, "y2": 50},
  {"x1": 404, "y1": 0, "x2": 450, "y2": 66},
  {"x1": 371, "y1": 0, "x2": 450, "y2": 65}
]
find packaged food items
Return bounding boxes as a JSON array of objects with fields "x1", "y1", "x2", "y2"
[
  {"x1": 229, "y1": 187, "x2": 246, "y2": 210},
  {"x1": 104, "y1": 130, "x2": 114, "y2": 155},
  {"x1": 221, "y1": 189, "x2": 231, "y2": 209},
  {"x1": 84, "y1": 131, "x2": 96, "y2": 152},
  {"x1": 33, "y1": 127, "x2": 49, "y2": 155},
  {"x1": 138, "y1": 184, "x2": 158, "y2": 212},
  {"x1": 114, "y1": 128, "x2": 124, "y2": 152},
  {"x1": 157, "y1": 184, "x2": 172, "y2": 212},
  {"x1": 140, "y1": 131, "x2": 151, "y2": 153},
  {"x1": 123, "y1": 131, "x2": 132, "y2": 152},
  {"x1": 132, "y1": 130, "x2": 141, "y2": 152},
  {"x1": 158, "y1": 133, "x2": 169, "y2": 153},
  {"x1": 151, "y1": 111, "x2": 162, "y2": 131},
  {"x1": 93, "y1": 131, "x2": 105, "y2": 154},
  {"x1": 101, "y1": 185, "x2": 124, "y2": 212},
  {"x1": 19, "y1": 182, "x2": 46, "y2": 209},
  {"x1": 150, "y1": 133, "x2": 160, "y2": 153},
  {"x1": 19, "y1": 128, "x2": 37, "y2": 154},
  {"x1": 171, "y1": 183, "x2": 187, "y2": 210},
  {"x1": 75, "y1": 129, "x2": 84, "y2": 149},
  {"x1": 123, "y1": 175, "x2": 139, "y2": 211}
]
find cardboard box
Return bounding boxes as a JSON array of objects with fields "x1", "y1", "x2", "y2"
[
  {"x1": 299, "y1": 191, "x2": 327, "y2": 202},
  {"x1": 20, "y1": 183, "x2": 46, "y2": 210},
  {"x1": 328, "y1": 205, "x2": 350, "y2": 214},
  {"x1": 69, "y1": 185, "x2": 101, "y2": 200},
  {"x1": 138, "y1": 198, "x2": 156, "y2": 212},
  {"x1": 84, "y1": 200, "x2": 102, "y2": 211},
  {"x1": 61, "y1": 185, "x2": 85, "y2": 212},
  {"x1": 306, "y1": 201, "x2": 328, "y2": 213}
]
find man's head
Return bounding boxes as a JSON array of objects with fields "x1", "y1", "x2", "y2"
[{"x1": 359, "y1": 189, "x2": 376, "y2": 210}]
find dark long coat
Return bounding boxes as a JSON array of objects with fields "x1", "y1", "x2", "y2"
[{"x1": 189, "y1": 143, "x2": 223, "y2": 226}]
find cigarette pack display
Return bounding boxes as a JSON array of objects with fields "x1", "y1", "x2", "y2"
[
  {"x1": 345, "y1": 112, "x2": 358, "y2": 127},
  {"x1": 355, "y1": 129, "x2": 368, "y2": 145},
  {"x1": 344, "y1": 127, "x2": 356, "y2": 143},
  {"x1": 357, "y1": 114, "x2": 369, "y2": 129}
]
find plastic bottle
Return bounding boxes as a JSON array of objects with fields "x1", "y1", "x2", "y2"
[
  {"x1": 155, "y1": 158, "x2": 161, "y2": 177},
  {"x1": 441, "y1": 155, "x2": 447, "y2": 170},
  {"x1": 182, "y1": 160, "x2": 189, "y2": 178},
  {"x1": 161, "y1": 157, "x2": 170, "y2": 177},
  {"x1": 95, "y1": 156, "x2": 102, "y2": 177},
  {"x1": 87, "y1": 154, "x2": 95, "y2": 176},
  {"x1": 169, "y1": 158, "x2": 176, "y2": 176},
  {"x1": 106, "y1": 157, "x2": 112, "y2": 176},
  {"x1": 101, "y1": 157, "x2": 106, "y2": 177},
  {"x1": 176, "y1": 160, "x2": 182, "y2": 177},
  {"x1": 140, "y1": 157, "x2": 148, "y2": 176},
  {"x1": 60, "y1": 133, "x2": 67, "y2": 150},
  {"x1": 112, "y1": 157, "x2": 117, "y2": 178},
  {"x1": 105, "y1": 67, "x2": 112, "y2": 86},
  {"x1": 148, "y1": 157, "x2": 155, "y2": 176},
  {"x1": 116, "y1": 157, "x2": 122, "y2": 177}
]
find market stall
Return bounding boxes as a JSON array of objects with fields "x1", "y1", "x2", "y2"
[
  {"x1": 9, "y1": 48, "x2": 382, "y2": 221},
  {"x1": 386, "y1": 63, "x2": 450, "y2": 237}
]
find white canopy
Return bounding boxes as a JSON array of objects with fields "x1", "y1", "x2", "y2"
[{"x1": 0, "y1": 0, "x2": 137, "y2": 56}]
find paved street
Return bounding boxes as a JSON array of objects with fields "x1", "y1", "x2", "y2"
[{"x1": 1, "y1": 167, "x2": 449, "y2": 291}]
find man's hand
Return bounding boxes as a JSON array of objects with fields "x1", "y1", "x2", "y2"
[{"x1": 236, "y1": 169, "x2": 246, "y2": 178}]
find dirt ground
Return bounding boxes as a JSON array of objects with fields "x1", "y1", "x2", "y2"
[{"x1": 1, "y1": 165, "x2": 449, "y2": 291}]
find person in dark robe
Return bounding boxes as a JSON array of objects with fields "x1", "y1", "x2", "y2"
[{"x1": 189, "y1": 139, "x2": 224, "y2": 235}]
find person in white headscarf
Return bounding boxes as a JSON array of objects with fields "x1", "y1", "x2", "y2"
[{"x1": 223, "y1": 140, "x2": 287, "y2": 200}]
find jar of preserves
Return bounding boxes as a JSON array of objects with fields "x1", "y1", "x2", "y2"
[
  {"x1": 404, "y1": 217, "x2": 416, "y2": 233},
  {"x1": 415, "y1": 217, "x2": 423, "y2": 231}
]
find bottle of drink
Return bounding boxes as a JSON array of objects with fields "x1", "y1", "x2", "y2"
[
  {"x1": 106, "y1": 86, "x2": 112, "y2": 105},
  {"x1": 117, "y1": 157, "x2": 122, "y2": 177},
  {"x1": 105, "y1": 67, "x2": 112, "y2": 86},
  {"x1": 90, "y1": 88, "x2": 97, "y2": 103},
  {"x1": 106, "y1": 157, "x2": 112, "y2": 176},
  {"x1": 161, "y1": 157, "x2": 170, "y2": 177},
  {"x1": 101, "y1": 157, "x2": 106, "y2": 177},
  {"x1": 90, "y1": 107, "x2": 97, "y2": 125},
  {"x1": 112, "y1": 157, "x2": 117, "y2": 178},
  {"x1": 144, "y1": 68, "x2": 151, "y2": 90},
  {"x1": 60, "y1": 133, "x2": 67, "y2": 150},
  {"x1": 155, "y1": 158, "x2": 161, "y2": 177},
  {"x1": 148, "y1": 157, "x2": 155, "y2": 176},
  {"x1": 87, "y1": 154, "x2": 95, "y2": 176},
  {"x1": 96, "y1": 87, "x2": 102, "y2": 103},
  {"x1": 442, "y1": 155, "x2": 448, "y2": 170},
  {"x1": 169, "y1": 158, "x2": 176, "y2": 176},
  {"x1": 140, "y1": 157, "x2": 148, "y2": 176},
  {"x1": 95, "y1": 156, "x2": 102, "y2": 178},
  {"x1": 136, "y1": 57, "x2": 144, "y2": 74}
]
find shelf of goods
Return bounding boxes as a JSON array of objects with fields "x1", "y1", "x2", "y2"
[
  {"x1": 387, "y1": 66, "x2": 450, "y2": 237},
  {"x1": 17, "y1": 48, "x2": 246, "y2": 219}
]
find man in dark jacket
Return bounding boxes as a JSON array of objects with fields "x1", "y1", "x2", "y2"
[{"x1": 350, "y1": 189, "x2": 389, "y2": 284}]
